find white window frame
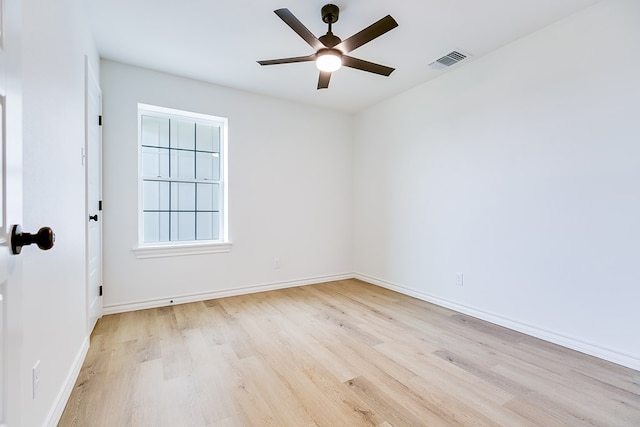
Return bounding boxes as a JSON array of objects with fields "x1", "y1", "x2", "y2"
[{"x1": 133, "y1": 103, "x2": 230, "y2": 258}]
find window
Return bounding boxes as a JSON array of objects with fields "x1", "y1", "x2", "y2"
[{"x1": 135, "y1": 104, "x2": 229, "y2": 257}]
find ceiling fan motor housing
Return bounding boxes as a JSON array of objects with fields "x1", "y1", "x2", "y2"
[{"x1": 319, "y1": 33, "x2": 341, "y2": 48}]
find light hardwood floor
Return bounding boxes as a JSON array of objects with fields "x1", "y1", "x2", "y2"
[{"x1": 59, "y1": 279, "x2": 640, "y2": 426}]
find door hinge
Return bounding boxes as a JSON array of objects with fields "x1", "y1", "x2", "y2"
[
  {"x1": 98, "y1": 200, "x2": 103, "y2": 211},
  {"x1": 99, "y1": 285, "x2": 103, "y2": 296},
  {"x1": 98, "y1": 115, "x2": 103, "y2": 126}
]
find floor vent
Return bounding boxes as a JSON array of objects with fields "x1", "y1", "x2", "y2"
[{"x1": 428, "y1": 51, "x2": 469, "y2": 70}]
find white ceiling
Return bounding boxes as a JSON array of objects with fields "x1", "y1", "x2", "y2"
[{"x1": 85, "y1": 0, "x2": 600, "y2": 113}]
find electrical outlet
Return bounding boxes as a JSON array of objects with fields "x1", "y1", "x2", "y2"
[
  {"x1": 273, "y1": 258, "x2": 281, "y2": 269},
  {"x1": 32, "y1": 360, "x2": 41, "y2": 399},
  {"x1": 455, "y1": 272, "x2": 464, "y2": 286}
]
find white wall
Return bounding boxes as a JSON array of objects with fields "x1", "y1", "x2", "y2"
[
  {"x1": 101, "y1": 60, "x2": 353, "y2": 311},
  {"x1": 353, "y1": 0, "x2": 640, "y2": 370},
  {"x1": 21, "y1": 0, "x2": 99, "y2": 425}
]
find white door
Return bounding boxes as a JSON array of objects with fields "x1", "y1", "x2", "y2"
[
  {"x1": 85, "y1": 58, "x2": 103, "y2": 333},
  {"x1": 0, "y1": 0, "x2": 23, "y2": 425}
]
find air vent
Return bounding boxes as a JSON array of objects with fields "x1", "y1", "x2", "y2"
[{"x1": 428, "y1": 51, "x2": 469, "y2": 70}]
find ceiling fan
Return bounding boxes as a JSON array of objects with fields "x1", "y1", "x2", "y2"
[{"x1": 257, "y1": 4, "x2": 398, "y2": 89}]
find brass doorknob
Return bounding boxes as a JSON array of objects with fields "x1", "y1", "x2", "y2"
[{"x1": 10, "y1": 224, "x2": 55, "y2": 255}]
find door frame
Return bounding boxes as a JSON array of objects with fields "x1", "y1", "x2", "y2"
[
  {"x1": 1, "y1": 0, "x2": 24, "y2": 425},
  {"x1": 84, "y1": 57, "x2": 103, "y2": 334}
]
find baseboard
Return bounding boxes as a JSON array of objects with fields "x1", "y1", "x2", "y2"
[
  {"x1": 103, "y1": 273, "x2": 354, "y2": 315},
  {"x1": 355, "y1": 272, "x2": 640, "y2": 372},
  {"x1": 46, "y1": 336, "x2": 90, "y2": 427},
  {"x1": 101, "y1": 271, "x2": 639, "y2": 371}
]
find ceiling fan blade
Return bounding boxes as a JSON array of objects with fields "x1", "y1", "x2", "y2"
[
  {"x1": 342, "y1": 56, "x2": 395, "y2": 76},
  {"x1": 335, "y1": 15, "x2": 398, "y2": 54},
  {"x1": 274, "y1": 8, "x2": 324, "y2": 51},
  {"x1": 317, "y1": 71, "x2": 331, "y2": 89},
  {"x1": 257, "y1": 54, "x2": 316, "y2": 66}
]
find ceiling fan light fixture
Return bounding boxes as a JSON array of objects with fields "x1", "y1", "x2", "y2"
[{"x1": 316, "y1": 49, "x2": 342, "y2": 72}]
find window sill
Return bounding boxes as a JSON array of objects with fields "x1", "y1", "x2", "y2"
[{"x1": 133, "y1": 241, "x2": 232, "y2": 259}]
